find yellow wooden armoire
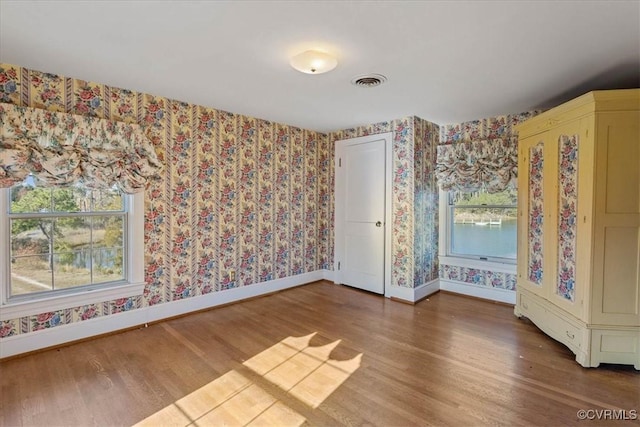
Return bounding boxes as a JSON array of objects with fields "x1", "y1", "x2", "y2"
[{"x1": 514, "y1": 89, "x2": 639, "y2": 368}]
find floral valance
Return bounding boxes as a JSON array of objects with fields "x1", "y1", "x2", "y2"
[
  {"x1": 0, "y1": 102, "x2": 162, "y2": 193},
  {"x1": 435, "y1": 138, "x2": 517, "y2": 193}
]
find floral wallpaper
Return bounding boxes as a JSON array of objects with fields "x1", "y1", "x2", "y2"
[
  {"x1": 328, "y1": 116, "x2": 440, "y2": 289},
  {"x1": 438, "y1": 111, "x2": 542, "y2": 292},
  {"x1": 413, "y1": 117, "x2": 440, "y2": 287},
  {"x1": 528, "y1": 143, "x2": 544, "y2": 285},
  {"x1": 439, "y1": 111, "x2": 542, "y2": 145},
  {"x1": 557, "y1": 135, "x2": 578, "y2": 301},
  {"x1": 440, "y1": 264, "x2": 517, "y2": 291},
  {"x1": 0, "y1": 63, "x2": 330, "y2": 338}
]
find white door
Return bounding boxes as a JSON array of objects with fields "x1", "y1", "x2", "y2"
[{"x1": 335, "y1": 133, "x2": 391, "y2": 295}]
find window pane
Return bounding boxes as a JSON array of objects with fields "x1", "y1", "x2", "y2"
[
  {"x1": 7, "y1": 179, "x2": 128, "y2": 299},
  {"x1": 53, "y1": 252, "x2": 91, "y2": 290},
  {"x1": 10, "y1": 254, "x2": 53, "y2": 296},
  {"x1": 451, "y1": 207, "x2": 517, "y2": 259},
  {"x1": 11, "y1": 219, "x2": 52, "y2": 256},
  {"x1": 10, "y1": 185, "x2": 52, "y2": 213},
  {"x1": 54, "y1": 217, "x2": 91, "y2": 251},
  {"x1": 92, "y1": 188, "x2": 124, "y2": 211},
  {"x1": 93, "y1": 216, "x2": 124, "y2": 248},
  {"x1": 52, "y1": 187, "x2": 83, "y2": 212},
  {"x1": 452, "y1": 188, "x2": 517, "y2": 206},
  {"x1": 92, "y1": 248, "x2": 124, "y2": 284}
]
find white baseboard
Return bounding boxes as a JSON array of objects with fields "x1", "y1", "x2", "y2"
[
  {"x1": 0, "y1": 270, "x2": 327, "y2": 359},
  {"x1": 324, "y1": 270, "x2": 439, "y2": 304},
  {"x1": 387, "y1": 278, "x2": 440, "y2": 303},
  {"x1": 322, "y1": 269, "x2": 335, "y2": 282},
  {"x1": 439, "y1": 279, "x2": 516, "y2": 304},
  {"x1": 415, "y1": 279, "x2": 440, "y2": 301}
]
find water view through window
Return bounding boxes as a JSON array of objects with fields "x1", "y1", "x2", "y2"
[
  {"x1": 449, "y1": 189, "x2": 517, "y2": 260},
  {"x1": 451, "y1": 219, "x2": 517, "y2": 259}
]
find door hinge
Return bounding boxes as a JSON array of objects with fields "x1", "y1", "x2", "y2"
[
  {"x1": 338, "y1": 261, "x2": 341, "y2": 270},
  {"x1": 338, "y1": 158, "x2": 342, "y2": 167}
]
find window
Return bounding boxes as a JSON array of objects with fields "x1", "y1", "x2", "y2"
[
  {"x1": 1, "y1": 102, "x2": 157, "y2": 319},
  {"x1": 446, "y1": 188, "x2": 517, "y2": 262},
  {"x1": 7, "y1": 176, "x2": 128, "y2": 300},
  {"x1": 1, "y1": 178, "x2": 145, "y2": 319}
]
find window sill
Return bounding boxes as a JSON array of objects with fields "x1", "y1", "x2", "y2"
[
  {"x1": 439, "y1": 255, "x2": 516, "y2": 274},
  {"x1": 0, "y1": 281, "x2": 145, "y2": 321}
]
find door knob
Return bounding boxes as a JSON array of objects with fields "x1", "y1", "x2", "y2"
[{"x1": 375, "y1": 221, "x2": 382, "y2": 227}]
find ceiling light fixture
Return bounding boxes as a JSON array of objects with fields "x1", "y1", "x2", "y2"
[{"x1": 290, "y1": 50, "x2": 337, "y2": 74}]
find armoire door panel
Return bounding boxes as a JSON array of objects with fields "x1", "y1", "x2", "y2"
[
  {"x1": 591, "y1": 112, "x2": 640, "y2": 326},
  {"x1": 517, "y1": 137, "x2": 549, "y2": 298},
  {"x1": 598, "y1": 226, "x2": 639, "y2": 319},
  {"x1": 527, "y1": 141, "x2": 545, "y2": 287},
  {"x1": 556, "y1": 134, "x2": 579, "y2": 304},
  {"x1": 603, "y1": 122, "x2": 639, "y2": 214}
]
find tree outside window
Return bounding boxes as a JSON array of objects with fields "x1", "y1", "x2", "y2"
[{"x1": 8, "y1": 178, "x2": 126, "y2": 298}]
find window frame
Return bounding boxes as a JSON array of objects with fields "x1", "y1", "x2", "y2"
[
  {"x1": 439, "y1": 189, "x2": 517, "y2": 265},
  {"x1": 0, "y1": 188, "x2": 145, "y2": 321}
]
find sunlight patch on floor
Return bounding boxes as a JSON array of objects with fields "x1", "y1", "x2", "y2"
[
  {"x1": 134, "y1": 333, "x2": 362, "y2": 426},
  {"x1": 245, "y1": 333, "x2": 362, "y2": 408}
]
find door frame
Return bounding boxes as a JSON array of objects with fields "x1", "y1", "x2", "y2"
[{"x1": 334, "y1": 132, "x2": 393, "y2": 297}]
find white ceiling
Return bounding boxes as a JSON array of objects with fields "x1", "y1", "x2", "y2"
[{"x1": 1, "y1": 0, "x2": 638, "y2": 133}]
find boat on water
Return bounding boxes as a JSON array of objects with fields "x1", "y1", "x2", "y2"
[{"x1": 474, "y1": 218, "x2": 502, "y2": 226}]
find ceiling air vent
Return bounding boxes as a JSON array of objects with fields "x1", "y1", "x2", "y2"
[{"x1": 351, "y1": 74, "x2": 387, "y2": 88}]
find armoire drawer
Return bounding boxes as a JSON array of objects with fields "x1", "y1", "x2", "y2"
[
  {"x1": 542, "y1": 306, "x2": 587, "y2": 352},
  {"x1": 556, "y1": 319, "x2": 583, "y2": 349},
  {"x1": 518, "y1": 292, "x2": 545, "y2": 321},
  {"x1": 518, "y1": 291, "x2": 587, "y2": 352}
]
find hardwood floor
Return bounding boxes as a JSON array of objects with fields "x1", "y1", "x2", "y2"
[{"x1": 1, "y1": 280, "x2": 638, "y2": 426}]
